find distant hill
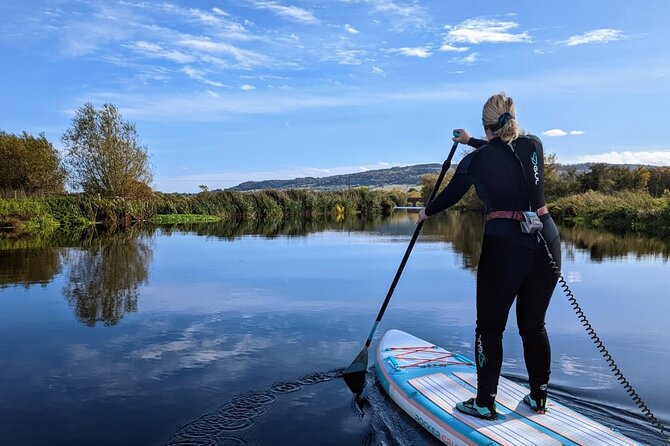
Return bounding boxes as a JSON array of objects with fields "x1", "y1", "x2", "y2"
[
  {"x1": 226, "y1": 163, "x2": 442, "y2": 191},
  {"x1": 225, "y1": 162, "x2": 653, "y2": 192}
]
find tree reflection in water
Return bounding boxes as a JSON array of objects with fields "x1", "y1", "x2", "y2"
[
  {"x1": 63, "y1": 230, "x2": 154, "y2": 327},
  {"x1": 0, "y1": 240, "x2": 65, "y2": 289},
  {"x1": 1, "y1": 210, "x2": 668, "y2": 327}
]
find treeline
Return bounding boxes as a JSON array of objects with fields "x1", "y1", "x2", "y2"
[
  {"x1": 544, "y1": 156, "x2": 670, "y2": 200},
  {"x1": 0, "y1": 188, "x2": 396, "y2": 233},
  {"x1": 1, "y1": 103, "x2": 151, "y2": 199},
  {"x1": 0, "y1": 131, "x2": 66, "y2": 196},
  {"x1": 417, "y1": 156, "x2": 670, "y2": 237}
]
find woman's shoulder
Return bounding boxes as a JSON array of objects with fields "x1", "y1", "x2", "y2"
[{"x1": 517, "y1": 133, "x2": 543, "y2": 148}]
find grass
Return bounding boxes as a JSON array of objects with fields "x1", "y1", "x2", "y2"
[
  {"x1": 0, "y1": 188, "x2": 395, "y2": 235},
  {"x1": 549, "y1": 190, "x2": 670, "y2": 237}
]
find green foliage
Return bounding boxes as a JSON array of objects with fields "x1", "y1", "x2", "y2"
[
  {"x1": 61, "y1": 103, "x2": 153, "y2": 198},
  {"x1": 420, "y1": 172, "x2": 482, "y2": 211},
  {"x1": 388, "y1": 188, "x2": 409, "y2": 206},
  {"x1": 0, "y1": 188, "x2": 395, "y2": 234},
  {"x1": 0, "y1": 130, "x2": 66, "y2": 195},
  {"x1": 549, "y1": 190, "x2": 670, "y2": 237},
  {"x1": 544, "y1": 153, "x2": 580, "y2": 200},
  {"x1": 0, "y1": 198, "x2": 59, "y2": 233}
]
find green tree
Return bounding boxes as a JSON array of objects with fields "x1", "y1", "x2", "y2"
[
  {"x1": 61, "y1": 103, "x2": 153, "y2": 197},
  {"x1": 648, "y1": 167, "x2": 670, "y2": 196},
  {"x1": 0, "y1": 131, "x2": 66, "y2": 195}
]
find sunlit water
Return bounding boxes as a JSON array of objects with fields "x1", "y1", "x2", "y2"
[{"x1": 1, "y1": 210, "x2": 668, "y2": 445}]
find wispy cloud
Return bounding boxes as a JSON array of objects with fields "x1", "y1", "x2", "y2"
[
  {"x1": 181, "y1": 66, "x2": 225, "y2": 87},
  {"x1": 84, "y1": 83, "x2": 473, "y2": 123},
  {"x1": 122, "y1": 2, "x2": 252, "y2": 41},
  {"x1": 562, "y1": 28, "x2": 624, "y2": 46},
  {"x1": 130, "y1": 41, "x2": 195, "y2": 64},
  {"x1": 344, "y1": 0, "x2": 427, "y2": 30},
  {"x1": 321, "y1": 39, "x2": 369, "y2": 65},
  {"x1": 176, "y1": 37, "x2": 275, "y2": 68},
  {"x1": 247, "y1": 1, "x2": 320, "y2": 24},
  {"x1": 566, "y1": 151, "x2": 670, "y2": 166},
  {"x1": 543, "y1": 128, "x2": 585, "y2": 137},
  {"x1": 344, "y1": 24, "x2": 360, "y2": 34},
  {"x1": 451, "y1": 52, "x2": 479, "y2": 65},
  {"x1": 444, "y1": 18, "x2": 532, "y2": 45},
  {"x1": 239, "y1": 84, "x2": 256, "y2": 91},
  {"x1": 372, "y1": 66, "x2": 386, "y2": 76},
  {"x1": 439, "y1": 43, "x2": 469, "y2": 52},
  {"x1": 386, "y1": 46, "x2": 431, "y2": 58}
]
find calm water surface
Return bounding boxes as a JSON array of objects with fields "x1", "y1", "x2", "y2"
[{"x1": 1, "y1": 211, "x2": 669, "y2": 445}]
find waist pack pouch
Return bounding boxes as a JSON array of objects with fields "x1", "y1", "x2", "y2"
[{"x1": 520, "y1": 211, "x2": 543, "y2": 234}]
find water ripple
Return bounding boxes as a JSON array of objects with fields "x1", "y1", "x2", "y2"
[{"x1": 163, "y1": 368, "x2": 344, "y2": 446}]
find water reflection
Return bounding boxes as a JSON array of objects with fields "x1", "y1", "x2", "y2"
[
  {"x1": 63, "y1": 231, "x2": 153, "y2": 327},
  {"x1": 0, "y1": 211, "x2": 667, "y2": 327},
  {"x1": 558, "y1": 224, "x2": 670, "y2": 262},
  {"x1": 0, "y1": 246, "x2": 64, "y2": 288},
  {"x1": 160, "y1": 215, "x2": 389, "y2": 240}
]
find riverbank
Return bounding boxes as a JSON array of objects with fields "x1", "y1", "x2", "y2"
[
  {"x1": 0, "y1": 189, "x2": 395, "y2": 234},
  {"x1": 2, "y1": 189, "x2": 669, "y2": 239},
  {"x1": 548, "y1": 190, "x2": 670, "y2": 238}
]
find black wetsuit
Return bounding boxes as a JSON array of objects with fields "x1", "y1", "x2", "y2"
[{"x1": 425, "y1": 135, "x2": 561, "y2": 408}]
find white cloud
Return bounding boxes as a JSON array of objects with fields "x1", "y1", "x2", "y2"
[
  {"x1": 444, "y1": 18, "x2": 532, "y2": 45},
  {"x1": 181, "y1": 66, "x2": 225, "y2": 87},
  {"x1": 543, "y1": 129, "x2": 586, "y2": 137},
  {"x1": 177, "y1": 37, "x2": 274, "y2": 68},
  {"x1": 386, "y1": 47, "x2": 431, "y2": 58},
  {"x1": 247, "y1": 1, "x2": 320, "y2": 24},
  {"x1": 363, "y1": 0, "x2": 427, "y2": 29},
  {"x1": 451, "y1": 52, "x2": 478, "y2": 65},
  {"x1": 344, "y1": 24, "x2": 360, "y2": 34},
  {"x1": 563, "y1": 28, "x2": 624, "y2": 46},
  {"x1": 372, "y1": 66, "x2": 386, "y2": 76},
  {"x1": 130, "y1": 41, "x2": 195, "y2": 64},
  {"x1": 85, "y1": 84, "x2": 472, "y2": 124},
  {"x1": 211, "y1": 7, "x2": 228, "y2": 16},
  {"x1": 543, "y1": 128, "x2": 568, "y2": 137},
  {"x1": 322, "y1": 45, "x2": 368, "y2": 65},
  {"x1": 567, "y1": 151, "x2": 670, "y2": 166},
  {"x1": 240, "y1": 84, "x2": 256, "y2": 91},
  {"x1": 439, "y1": 44, "x2": 469, "y2": 52}
]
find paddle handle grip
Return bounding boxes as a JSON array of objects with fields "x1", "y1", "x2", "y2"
[{"x1": 365, "y1": 137, "x2": 460, "y2": 346}]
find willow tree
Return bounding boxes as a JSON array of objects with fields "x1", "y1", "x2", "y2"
[{"x1": 62, "y1": 103, "x2": 153, "y2": 197}]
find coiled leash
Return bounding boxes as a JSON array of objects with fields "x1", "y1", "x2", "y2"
[
  {"x1": 490, "y1": 204, "x2": 670, "y2": 440},
  {"x1": 535, "y1": 230, "x2": 670, "y2": 442}
]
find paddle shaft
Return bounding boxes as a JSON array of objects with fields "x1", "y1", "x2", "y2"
[{"x1": 364, "y1": 140, "x2": 460, "y2": 348}]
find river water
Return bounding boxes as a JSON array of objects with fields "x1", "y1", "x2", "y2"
[{"x1": 1, "y1": 210, "x2": 668, "y2": 445}]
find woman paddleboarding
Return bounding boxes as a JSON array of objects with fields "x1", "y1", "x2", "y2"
[{"x1": 417, "y1": 92, "x2": 561, "y2": 421}]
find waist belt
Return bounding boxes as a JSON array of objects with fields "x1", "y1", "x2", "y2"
[{"x1": 486, "y1": 206, "x2": 549, "y2": 222}]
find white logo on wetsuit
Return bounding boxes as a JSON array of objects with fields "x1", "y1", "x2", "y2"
[{"x1": 531, "y1": 152, "x2": 540, "y2": 186}]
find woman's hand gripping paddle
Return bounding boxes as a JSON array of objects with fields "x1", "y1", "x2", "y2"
[{"x1": 343, "y1": 131, "x2": 462, "y2": 395}]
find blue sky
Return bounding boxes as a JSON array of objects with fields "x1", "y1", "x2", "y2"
[{"x1": 1, "y1": 0, "x2": 669, "y2": 192}]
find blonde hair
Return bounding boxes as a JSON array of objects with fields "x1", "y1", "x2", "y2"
[{"x1": 482, "y1": 92, "x2": 520, "y2": 144}]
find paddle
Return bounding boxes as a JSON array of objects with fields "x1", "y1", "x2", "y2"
[{"x1": 343, "y1": 131, "x2": 462, "y2": 395}]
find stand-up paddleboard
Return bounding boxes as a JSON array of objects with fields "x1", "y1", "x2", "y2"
[{"x1": 375, "y1": 329, "x2": 640, "y2": 446}]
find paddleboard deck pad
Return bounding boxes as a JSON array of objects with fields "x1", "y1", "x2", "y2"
[{"x1": 374, "y1": 329, "x2": 639, "y2": 445}]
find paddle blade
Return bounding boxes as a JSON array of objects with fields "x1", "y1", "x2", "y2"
[{"x1": 343, "y1": 347, "x2": 368, "y2": 395}]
